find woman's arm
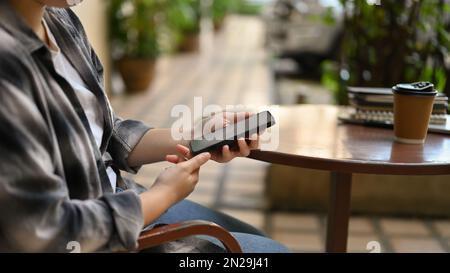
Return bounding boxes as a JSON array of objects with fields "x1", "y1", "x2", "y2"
[
  {"x1": 127, "y1": 128, "x2": 189, "y2": 167},
  {"x1": 127, "y1": 112, "x2": 260, "y2": 167}
]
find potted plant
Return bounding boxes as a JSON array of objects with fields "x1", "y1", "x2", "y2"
[
  {"x1": 108, "y1": 0, "x2": 161, "y2": 93},
  {"x1": 212, "y1": 0, "x2": 229, "y2": 31},
  {"x1": 166, "y1": 0, "x2": 202, "y2": 52},
  {"x1": 321, "y1": 0, "x2": 450, "y2": 104}
]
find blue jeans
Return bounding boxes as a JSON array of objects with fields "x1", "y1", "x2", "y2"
[{"x1": 148, "y1": 200, "x2": 289, "y2": 253}]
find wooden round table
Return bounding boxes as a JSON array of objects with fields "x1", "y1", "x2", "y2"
[{"x1": 249, "y1": 105, "x2": 450, "y2": 252}]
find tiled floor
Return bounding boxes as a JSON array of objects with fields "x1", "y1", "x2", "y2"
[{"x1": 110, "y1": 15, "x2": 450, "y2": 253}]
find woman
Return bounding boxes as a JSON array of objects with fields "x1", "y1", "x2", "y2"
[{"x1": 0, "y1": 0, "x2": 288, "y2": 252}]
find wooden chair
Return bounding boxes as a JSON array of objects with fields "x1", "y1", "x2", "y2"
[{"x1": 137, "y1": 220, "x2": 242, "y2": 253}]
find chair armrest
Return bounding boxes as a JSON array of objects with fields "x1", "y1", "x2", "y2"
[{"x1": 137, "y1": 220, "x2": 242, "y2": 253}]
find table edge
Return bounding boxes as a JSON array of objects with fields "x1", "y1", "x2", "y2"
[{"x1": 249, "y1": 150, "x2": 450, "y2": 175}]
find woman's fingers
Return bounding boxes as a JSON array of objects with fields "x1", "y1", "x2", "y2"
[
  {"x1": 223, "y1": 111, "x2": 253, "y2": 123},
  {"x1": 167, "y1": 143, "x2": 196, "y2": 164},
  {"x1": 176, "y1": 144, "x2": 192, "y2": 160},
  {"x1": 237, "y1": 138, "x2": 251, "y2": 157},
  {"x1": 213, "y1": 136, "x2": 257, "y2": 163},
  {"x1": 249, "y1": 133, "x2": 259, "y2": 150},
  {"x1": 179, "y1": 152, "x2": 211, "y2": 173},
  {"x1": 238, "y1": 111, "x2": 253, "y2": 121},
  {"x1": 166, "y1": 154, "x2": 181, "y2": 164},
  {"x1": 203, "y1": 116, "x2": 229, "y2": 134},
  {"x1": 222, "y1": 145, "x2": 233, "y2": 161},
  {"x1": 213, "y1": 118, "x2": 229, "y2": 132}
]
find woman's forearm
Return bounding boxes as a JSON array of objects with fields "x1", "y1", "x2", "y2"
[
  {"x1": 127, "y1": 128, "x2": 189, "y2": 167},
  {"x1": 139, "y1": 185, "x2": 177, "y2": 226}
]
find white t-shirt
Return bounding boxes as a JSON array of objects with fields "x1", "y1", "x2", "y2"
[{"x1": 43, "y1": 20, "x2": 117, "y2": 191}]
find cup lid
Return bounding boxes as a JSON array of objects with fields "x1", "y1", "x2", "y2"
[{"x1": 392, "y1": 82, "x2": 438, "y2": 96}]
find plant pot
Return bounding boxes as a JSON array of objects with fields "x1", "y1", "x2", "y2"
[
  {"x1": 213, "y1": 17, "x2": 226, "y2": 32},
  {"x1": 178, "y1": 33, "x2": 200, "y2": 52},
  {"x1": 116, "y1": 58, "x2": 156, "y2": 93}
]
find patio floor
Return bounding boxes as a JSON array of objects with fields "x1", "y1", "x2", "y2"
[{"x1": 110, "y1": 15, "x2": 450, "y2": 253}]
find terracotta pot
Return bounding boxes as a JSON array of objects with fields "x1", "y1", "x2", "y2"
[
  {"x1": 213, "y1": 17, "x2": 225, "y2": 32},
  {"x1": 116, "y1": 58, "x2": 156, "y2": 93},
  {"x1": 178, "y1": 34, "x2": 200, "y2": 52}
]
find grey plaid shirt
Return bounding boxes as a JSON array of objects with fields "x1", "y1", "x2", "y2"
[{"x1": 0, "y1": 2, "x2": 151, "y2": 252}]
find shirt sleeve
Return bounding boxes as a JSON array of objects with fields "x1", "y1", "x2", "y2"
[
  {"x1": 0, "y1": 80, "x2": 144, "y2": 252},
  {"x1": 107, "y1": 116, "x2": 152, "y2": 174}
]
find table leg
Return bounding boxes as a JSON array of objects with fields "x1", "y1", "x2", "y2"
[{"x1": 325, "y1": 172, "x2": 352, "y2": 253}]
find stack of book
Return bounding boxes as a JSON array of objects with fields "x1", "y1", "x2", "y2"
[{"x1": 347, "y1": 87, "x2": 449, "y2": 125}]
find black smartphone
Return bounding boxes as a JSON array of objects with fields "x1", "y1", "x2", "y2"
[{"x1": 189, "y1": 111, "x2": 276, "y2": 155}]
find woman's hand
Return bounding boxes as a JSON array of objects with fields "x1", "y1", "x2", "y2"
[
  {"x1": 152, "y1": 152, "x2": 211, "y2": 204},
  {"x1": 139, "y1": 152, "x2": 210, "y2": 226},
  {"x1": 169, "y1": 112, "x2": 260, "y2": 164}
]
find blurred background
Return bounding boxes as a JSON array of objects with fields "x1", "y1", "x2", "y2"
[{"x1": 73, "y1": 0, "x2": 450, "y2": 252}]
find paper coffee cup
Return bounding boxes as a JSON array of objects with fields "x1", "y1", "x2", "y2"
[{"x1": 392, "y1": 83, "x2": 437, "y2": 144}]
